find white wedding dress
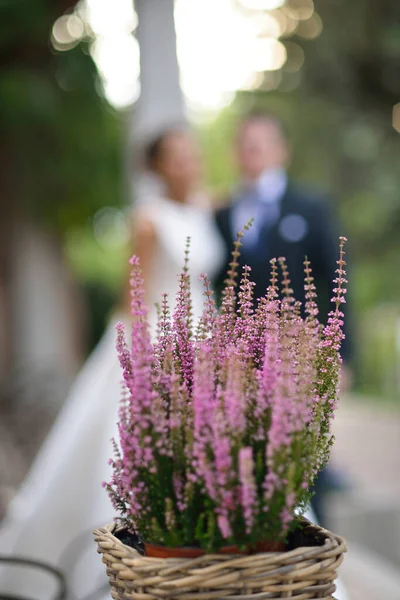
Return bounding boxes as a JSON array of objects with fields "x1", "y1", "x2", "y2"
[{"x1": 0, "y1": 196, "x2": 225, "y2": 600}]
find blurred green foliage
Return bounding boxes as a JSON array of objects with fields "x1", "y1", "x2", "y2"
[{"x1": 0, "y1": 0, "x2": 124, "y2": 232}]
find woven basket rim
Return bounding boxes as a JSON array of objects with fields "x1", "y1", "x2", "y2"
[{"x1": 94, "y1": 517, "x2": 347, "y2": 562}]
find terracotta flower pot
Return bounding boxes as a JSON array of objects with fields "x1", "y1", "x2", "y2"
[
  {"x1": 145, "y1": 539, "x2": 285, "y2": 558},
  {"x1": 144, "y1": 543, "x2": 204, "y2": 559}
]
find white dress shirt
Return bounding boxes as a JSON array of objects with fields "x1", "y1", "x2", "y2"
[{"x1": 231, "y1": 168, "x2": 288, "y2": 245}]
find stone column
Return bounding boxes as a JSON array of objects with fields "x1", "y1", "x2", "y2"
[{"x1": 135, "y1": 0, "x2": 185, "y2": 137}]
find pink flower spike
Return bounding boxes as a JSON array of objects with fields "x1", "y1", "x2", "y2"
[{"x1": 105, "y1": 236, "x2": 347, "y2": 549}]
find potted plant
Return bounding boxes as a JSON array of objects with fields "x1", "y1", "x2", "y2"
[{"x1": 94, "y1": 234, "x2": 347, "y2": 599}]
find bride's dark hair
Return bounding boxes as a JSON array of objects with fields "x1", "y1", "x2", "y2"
[{"x1": 145, "y1": 125, "x2": 188, "y2": 171}]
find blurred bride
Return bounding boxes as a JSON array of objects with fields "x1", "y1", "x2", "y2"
[{"x1": 0, "y1": 128, "x2": 225, "y2": 600}]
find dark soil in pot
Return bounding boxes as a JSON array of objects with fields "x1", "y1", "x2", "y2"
[{"x1": 115, "y1": 519, "x2": 325, "y2": 557}]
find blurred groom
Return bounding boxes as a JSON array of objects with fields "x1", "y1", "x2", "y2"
[{"x1": 213, "y1": 112, "x2": 351, "y2": 524}]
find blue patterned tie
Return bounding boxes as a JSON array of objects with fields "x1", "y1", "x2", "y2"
[{"x1": 237, "y1": 189, "x2": 279, "y2": 250}]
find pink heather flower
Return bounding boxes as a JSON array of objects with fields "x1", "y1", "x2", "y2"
[
  {"x1": 234, "y1": 266, "x2": 255, "y2": 333},
  {"x1": 218, "y1": 514, "x2": 232, "y2": 539},
  {"x1": 215, "y1": 286, "x2": 237, "y2": 362},
  {"x1": 257, "y1": 298, "x2": 280, "y2": 421},
  {"x1": 304, "y1": 258, "x2": 319, "y2": 321},
  {"x1": 266, "y1": 316, "x2": 297, "y2": 460},
  {"x1": 279, "y1": 491, "x2": 296, "y2": 532},
  {"x1": 197, "y1": 274, "x2": 217, "y2": 340},
  {"x1": 129, "y1": 255, "x2": 150, "y2": 344},
  {"x1": 193, "y1": 343, "x2": 215, "y2": 456},
  {"x1": 224, "y1": 347, "x2": 246, "y2": 434},
  {"x1": 154, "y1": 293, "x2": 173, "y2": 360},
  {"x1": 173, "y1": 473, "x2": 186, "y2": 512},
  {"x1": 212, "y1": 411, "x2": 235, "y2": 510},
  {"x1": 107, "y1": 238, "x2": 347, "y2": 548},
  {"x1": 173, "y1": 271, "x2": 195, "y2": 394},
  {"x1": 239, "y1": 447, "x2": 257, "y2": 534},
  {"x1": 280, "y1": 507, "x2": 292, "y2": 529},
  {"x1": 113, "y1": 258, "x2": 158, "y2": 519},
  {"x1": 115, "y1": 322, "x2": 133, "y2": 393}
]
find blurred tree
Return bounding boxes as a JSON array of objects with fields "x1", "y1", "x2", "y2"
[{"x1": 0, "y1": 0, "x2": 124, "y2": 365}]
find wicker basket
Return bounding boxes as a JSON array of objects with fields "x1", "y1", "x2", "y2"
[{"x1": 94, "y1": 520, "x2": 347, "y2": 600}]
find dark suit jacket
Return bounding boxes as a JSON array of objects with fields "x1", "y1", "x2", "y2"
[{"x1": 214, "y1": 183, "x2": 351, "y2": 362}]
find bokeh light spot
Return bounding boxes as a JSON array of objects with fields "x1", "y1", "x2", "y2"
[
  {"x1": 290, "y1": 0, "x2": 314, "y2": 21},
  {"x1": 253, "y1": 38, "x2": 287, "y2": 71},
  {"x1": 175, "y1": 0, "x2": 263, "y2": 110},
  {"x1": 281, "y1": 6, "x2": 299, "y2": 35},
  {"x1": 261, "y1": 70, "x2": 282, "y2": 91},
  {"x1": 67, "y1": 14, "x2": 85, "y2": 39},
  {"x1": 238, "y1": 0, "x2": 286, "y2": 9},
  {"x1": 52, "y1": 15, "x2": 80, "y2": 51},
  {"x1": 296, "y1": 12, "x2": 322, "y2": 39},
  {"x1": 392, "y1": 103, "x2": 400, "y2": 133},
  {"x1": 251, "y1": 13, "x2": 284, "y2": 38},
  {"x1": 283, "y1": 41, "x2": 304, "y2": 72},
  {"x1": 93, "y1": 208, "x2": 129, "y2": 249},
  {"x1": 87, "y1": 0, "x2": 137, "y2": 36},
  {"x1": 90, "y1": 35, "x2": 140, "y2": 108},
  {"x1": 342, "y1": 123, "x2": 380, "y2": 162}
]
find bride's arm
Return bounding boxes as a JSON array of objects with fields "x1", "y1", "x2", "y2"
[{"x1": 120, "y1": 213, "x2": 157, "y2": 313}]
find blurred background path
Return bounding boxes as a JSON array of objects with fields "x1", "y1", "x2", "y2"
[{"x1": 330, "y1": 398, "x2": 400, "y2": 600}]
